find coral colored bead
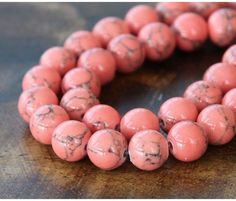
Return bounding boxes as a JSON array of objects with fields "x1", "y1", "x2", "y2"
[
  {"x1": 60, "y1": 87, "x2": 99, "y2": 121},
  {"x1": 82, "y1": 104, "x2": 121, "y2": 133},
  {"x1": 125, "y1": 5, "x2": 159, "y2": 35},
  {"x1": 208, "y1": 8, "x2": 236, "y2": 47},
  {"x1": 197, "y1": 104, "x2": 236, "y2": 145},
  {"x1": 184, "y1": 80, "x2": 223, "y2": 111},
  {"x1": 87, "y1": 129, "x2": 128, "y2": 170},
  {"x1": 222, "y1": 44, "x2": 236, "y2": 66},
  {"x1": 93, "y1": 17, "x2": 130, "y2": 47},
  {"x1": 129, "y1": 129, "x2": 169, "y2": 171},
  {"x1": 30, "y1": 104, "x2": 69, "y2": 145},
  {"x1": 18, "y1": 87, "x2": 58, "y2": 123},
  {"x1": 158, "y1": 97, "x2": 198, "y2": 132},
  {"x1": 78, "y1": 48, "x2": 116, "y2": 85},
  {"x1": 222, "y1": 88, "x2": 236, "y2": 113},
  {"x1": 203, "y1": 62, "x2": 236, "y2": 94},
  {"x1": 168, "y1": 121, "x2": 208, "y2": 162},
  {"x1": 173, "y1": 12, "x2": 208, "y2": 52},
  {"x1": 64, "y1": 31, "x2": 102, "y2": 56},
  {"x1": 52, "y1": 120, "x2": 91, "y2": 162},
  {"x1": 22, "y1": 65, "x2": 61, "y2": 94},
  {"x1": 108, "y1": 34, "x2": 145, "y2": 73},
  {"x1": 61, "y1": 68, "x2": 101, "y2": 97},
  {"x1": 40, "y1": 46, "x2": 76, "y2": 76},
  {"x1": 156, "y1": 2, "x2": 190, "y2": 25},
  {"x1": 120, "y1": 108, "x2": 160, "y2": 140},
  {"x1": 138, "y1": 22, "x2": 176, "y2": 61}
]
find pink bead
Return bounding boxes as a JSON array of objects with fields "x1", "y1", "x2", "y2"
[
  {"x1": 52, "y1": 120, "x2": 91, "y2": 162},
  {"x1": 168, "y1": 121, "x2": 208, "y2": 162},
  {"x1": 129, "y1": 129, "x2": 169, "y2": 171},
  {"x1": 22, "y1": 65, "x2": 61, "y2": 94},
  {"x1": 125, "y1": 5, "x2": 159, "y2": 34},
  {"x1": 30, "y1": 104, "x2": 69, "y2": 145},
  {"x1": 184, "y1": 80, "x2": 223, "y2": 111},
  {"x1": 222, "y1": 44, "x2": 236, "y2": 66},
  {"x1": 40, "y1": 46, "x2": 76, "y2": 76},
  {"x1": 138, "y1": 22, "x2": 176, "y2": 61},
  {"x1": 93, "y1": 17, "x2": 130, "y2": 47},
  {"x1": 158, "y1": 97, "x2": 198, "y2": 132},
  {"x1": 108, "y1": 34, "x2": 145, "y2": 73},
  {"x1": 203, "y1": 62, "x2": 236, "y2": 94},
  {"x1": 208, "y1": 8, "x2": 236, "y2": 47},
  {"x1": 82, "y1": 104, "x2": 121, "y2": 133},
  {"x1": 87, "y1": 129, "x2": 127, "y2": 170},
  {"x1": 60, "y1": 87, "x2": 99, "y2": 121},
  {"x1": 61, "y1": 68, "x2": 101, "y2": 97},
  {"x1": 120, "y1": 108, "x2": 160, "y2": 140},
  {"x1": 173, "y1": 12, "x2": 208, "y2": 52},
  {"x1": 78, "y1": 48, "x2": 116, "y2": 85},
  {"x1": 197, "y1": 104, "x2": 236, "y2": 145},
  {"x1": 64, "y1": 30, "x2": 102, "y2": 56},
  {"x1": 222, "y1": 88, "x2": 236, "y2": 113},
  {"x1": 18, "y1": 87, "x2": 58, "y2": 123}
]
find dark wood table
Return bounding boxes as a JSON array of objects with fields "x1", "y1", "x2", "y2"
[{"x1": 0, "y1": 2, "x2": 235, "y2": 198}]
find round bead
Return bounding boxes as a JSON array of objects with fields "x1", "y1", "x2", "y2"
[
  {"x1": 129, "y1": 129, "x2": 169, "y2": 171},
  {"x1": 222, "y1": 44, "x2": 236, "y2": 66},
  {"x1": 108, "y1": 34, "x2": 145, "y2": 73},
  {"x1": 203, "y1": 62, "x2": 236, "y2": 94},
  {"x1": 52, "y1": 120, "x2": 91, "y2": 162},
  {"x1": 18, "y1": 87, "x2": 58, "y2": 123},
  {"x1": 82, "y1": 104, "x2": 121, "y2": 133},
  {"x1": 120, "y1": 108, "x2": 160, "y2": 140},
  {"x1": 168, "y1": 121, "x2": 208, "y2": 162},
  {"x1": 64, "y1": 30, "x2": 102, "y2": 56},
  {"x1": 60, "y1": 87, "x2": 99, "y2": 121},
  {"x1": 173, "y1": 12, "x2": 208, "y2": 52},
  {"x1": 184, "y1": 80, "x2": 223, "y2": 111},
  {"x1": 87, "y1": 129, "x2": 128, "y2": 170},
  {"x1": 158, "y1": 97, "x2": 198, "y2": 132},
  {"x1": 78, "y1": 48, "x2": 116, "y2": 85},
  {"x1": 197, "y1": 104, "x2": 236, "y2": 145},
  {"x1": 125, "y1": 5, "x2": 159, "y2": 34},
  {"x1": 222, "y1": 88, "x2": 236, "y2": 113},
  {"x1": 22, "y1": 65, "x2": 61, "y2": 94},
  {"x1": 208, "y1": 8, "x2": 236, "y2": 47},
  {"x1": 93, "y1": 17, "x2": 130, "y2": 47},
  {"x1": 40, "y1": 46, "x2": 76, "y2": 76},
  {"x1": 29, "y1": 104, "x2": 69, "y2": 145},
  {"x1": 62, "y1": 68, "x2": 101, "y2": 97},
  {"x1": 138, "y1": 22, "x2": 176, "y2": 61}
]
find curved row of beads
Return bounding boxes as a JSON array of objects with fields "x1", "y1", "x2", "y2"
[{"x1": 18, "y1": 2, "x2": 236, "y2": 171}]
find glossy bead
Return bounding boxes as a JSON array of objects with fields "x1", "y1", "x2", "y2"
[
  {"x1": 125, "y1": 5, "x2": 159, "y2": 34},
  {"x1": 62, "y1": 68, "x2": 101, "y2": 97},
  {"x1": 52, "y1": 120, "x2": 91, "y2": 162},
  {"x1": 60, "y1": 87, "x2": 99, "y2": 121},
  {"x1": 138, "y1": 22, "x2": 176, "y2": 61},
  {"x1": 93, "y1": 17, "x2": 130, "y2": 47},
  {"x1": 158, "y1": 97, "x2": 198, "y2": 132},
  {"x1": 82, "y1": 104, "x2": 121, "y2": 133},
  {"x1": 22, "y1": 65, "x2": 61, "y2": 94},
  {"x1": 168, "y1": 121, "x2": 208, "y2": 162},
  {"x1": 222, "y1": 88, "x2": 236, "y2": 113},
  {"x1": 78, "y1": 48, "x2": 116, "y2": 85},
  {"x1": 64, "y1": 30, "x2": 102, "y2": 56},
  {"x1": 208, "y1": 8, "x2": 236, "y2": 47},
  {"x1": 108, "y1": 34, "x2": 145, "y2": 73},
  {"x1": 197, "y1": 104, "x2": 236, "y2": 145},
  {"x1": 129, "y1": 129, "x2": 169, "y2": 171},
  {"x1": 184, "y1": 80, "x2": 223, "y2": 111},
  {"x1": 40, "y1": 46, "x2": 76, "y2": 76},
  {"x1": 173, "y1": 12, "x2": 208, "y2": 52},
  {"x1": 222, "y1": 44, "x2": 236, "y2": 66},
  {"x1": 120, "y1": 108, "x2": 160, "y2": 140},
  {"x1": 87, "y1": 129, "x2": 128, "y2": 170},
  {"x1": 203, "y1": 62, "x2": 236, "y2": 94},
  {"x1": 18, "y1": 87, "x2": 58, "y2": 123},
  {"x1": 30, "y1": 104, "x2": 69, "y2": 145}
]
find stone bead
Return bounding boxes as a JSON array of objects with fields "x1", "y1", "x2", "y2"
[
  {"x1": 222, "y1": 88, "x2": 236, "y2": 113},
  {"x1": 222, "y1": 44, "x2": 236, "y2": 66}
]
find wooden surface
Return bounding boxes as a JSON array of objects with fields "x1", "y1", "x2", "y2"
[{"x1": 0, "y1": 2, "x2": 235, "y2": 199}]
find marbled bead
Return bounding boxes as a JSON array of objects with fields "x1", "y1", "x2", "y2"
[
  {"x1": 222, "y1": 44, "x2": 236, "y2": 66},
  {"x1": 222, "y1": 88, "x2": 236, "y2": 113}
]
